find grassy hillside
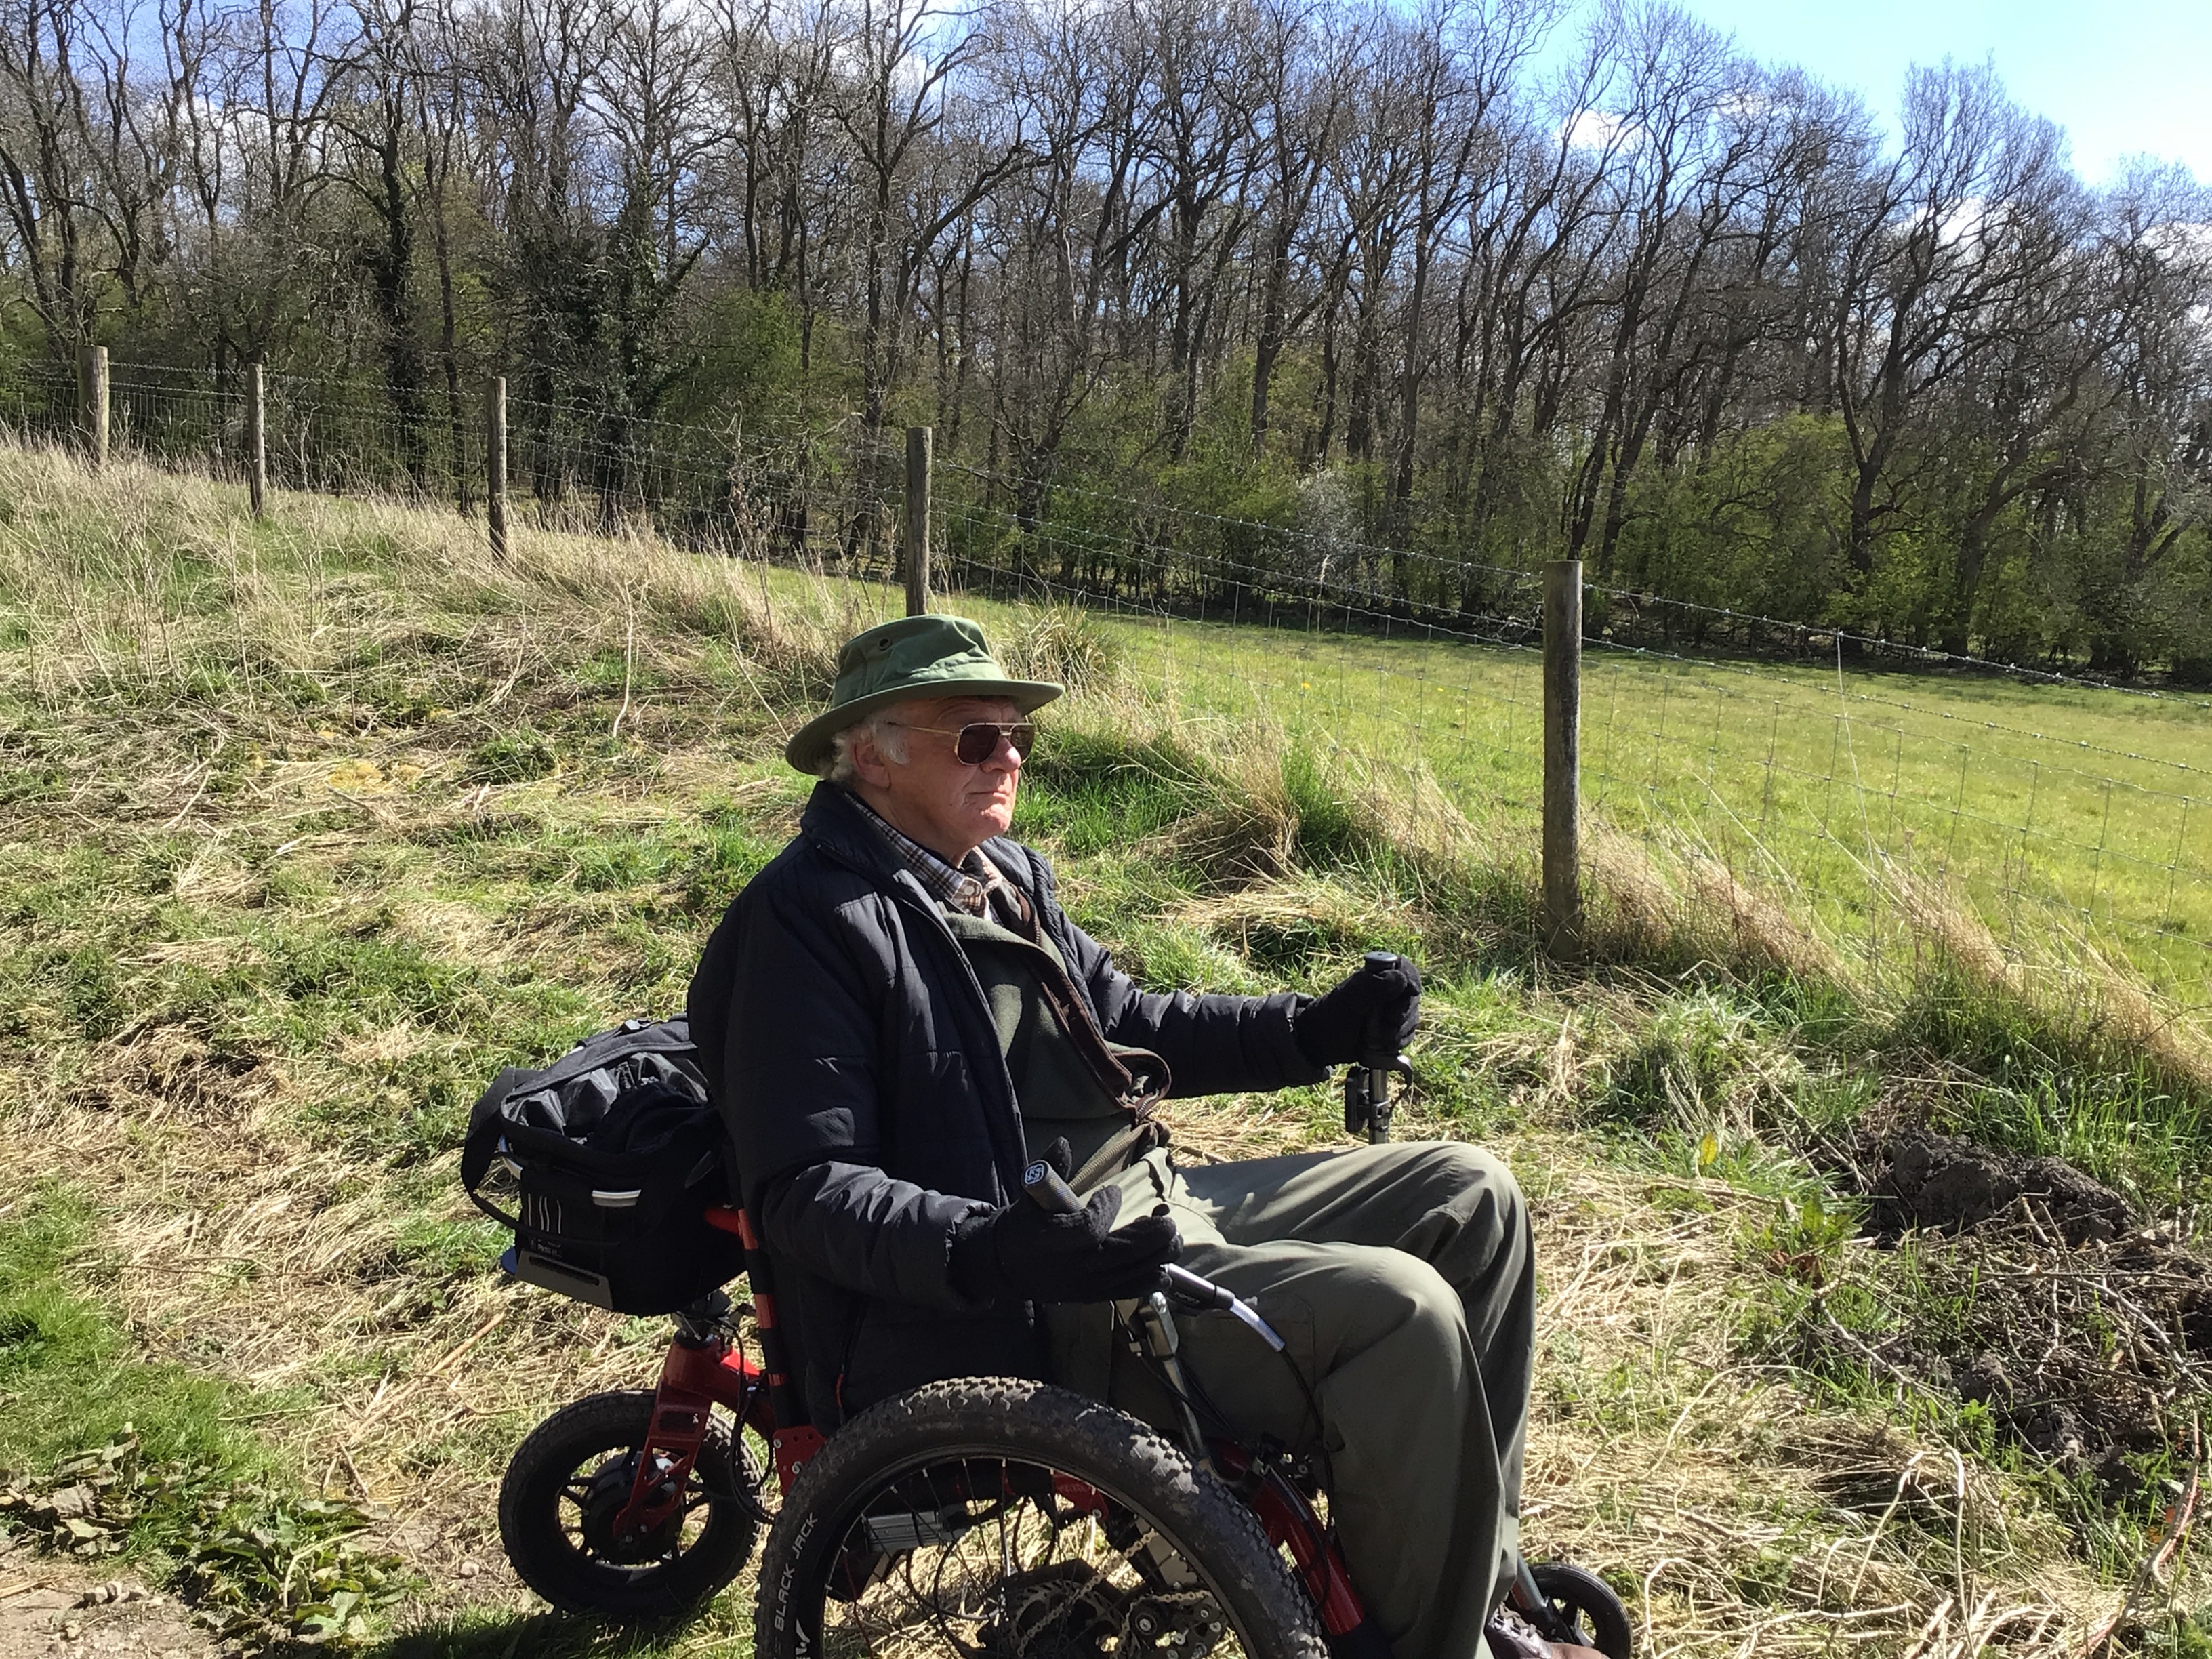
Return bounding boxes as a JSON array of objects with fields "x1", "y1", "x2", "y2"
[{"x1": 3, "y1": 446, "x2": 2210, "y2": 1658}]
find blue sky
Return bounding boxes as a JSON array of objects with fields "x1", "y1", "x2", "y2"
[{"x1": 1647, "y1": 0, "x2": 2210, "y2": 184}]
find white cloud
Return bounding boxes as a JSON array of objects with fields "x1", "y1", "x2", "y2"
[{"x1": 1560, "y1": 108, "x2": 1634, "y2": 152}]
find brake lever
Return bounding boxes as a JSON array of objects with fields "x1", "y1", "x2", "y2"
[{"x1": 1162, "y1": 1264, "x2": 1286, "y2": 1351}]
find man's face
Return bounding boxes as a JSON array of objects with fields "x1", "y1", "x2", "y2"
[{"x1": 851, "y1": 695, "x2": 1026, "y2": 861}]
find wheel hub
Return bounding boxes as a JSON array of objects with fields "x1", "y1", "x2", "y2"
[
  {"x1": 971, "y1": 1564, "x2": 1227, "y2": 1659},
  {"x1": 1128, "y1": 1591, "x2": 1229, "y2": 1656},
  {"x1": 577, "y1": 1450, "x2": 684, "y2": 1565}
]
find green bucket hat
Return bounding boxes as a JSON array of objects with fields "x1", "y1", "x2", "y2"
[{"x1": 785, "y1": 614, "x2": 1062, "y2": 775}]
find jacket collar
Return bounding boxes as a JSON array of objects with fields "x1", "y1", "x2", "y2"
[{"x1": 800, "y1": 781, "x2": 1042, "y2": 909}]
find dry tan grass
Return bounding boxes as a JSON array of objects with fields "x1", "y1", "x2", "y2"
[
  {"x1": 1583, "y1": 821, "x2": 1856, "y2": 988},
  {"x1": 1174, "y1": 878, "x2": 1425, "y2": 960},
  {"x1": 0, "y1": 441, "x2": 869, "y2": 752},
  {"x1": 5, "y1": 1054, "x2": 2127, "y2": 1658},
  {"x1": 1153, "y1": 766, "x2": 1303, "y2": 891},
  {"x1": 1515, "y1": 1154, "x2": 2104, "y2": 1659}
]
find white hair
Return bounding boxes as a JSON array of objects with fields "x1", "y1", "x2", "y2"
[{"x1": 821, "y1": 711, "x2": 909, "y2": 785}]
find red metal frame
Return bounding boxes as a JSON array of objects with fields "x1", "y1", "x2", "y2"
[
  {"x1": 608, "y1": 1330, "x2": 775, "y2": 1538},
  {"x1": 609, "y1": 1206, "x2": 824, "y2": 1538},
  {"x1": 621, "y1": 1205, "x2": 1370, "y2": 1641},
  {"x1": 1210, "y1": 1442, "x2": 1368, "y2": 1639}
]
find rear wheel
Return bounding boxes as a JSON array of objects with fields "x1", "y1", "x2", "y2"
[
  {"x1": 499, "y1": 1389, "x2": 758, "y2": 1619},
  {"x1": 754, "y1": 1378, "x2": 1327, "y2": 1659}
]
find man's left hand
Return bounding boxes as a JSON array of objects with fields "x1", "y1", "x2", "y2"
[{"x1": 1292, "y1": 954, "x2": 1421, "y2": 1068}]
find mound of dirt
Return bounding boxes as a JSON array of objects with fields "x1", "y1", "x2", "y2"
[
  {"x1": 1841, "y1": 1128, "x2": 2131, "y2": 1246},
  {"x1": 1811, "y1": 1128, "x2": 2212, "y2": 1490}
]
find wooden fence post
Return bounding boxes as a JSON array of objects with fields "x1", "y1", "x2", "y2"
[
  {"x1": 246, "y1": 361, "x2": 267, "y2": 519},
  {"x1": 905, "y1": 425, "x2": 932, "y2": 615},
  {"x1": 1542, "y1": 558, "x2": 1584, "y2": 959},
  {"x1": 77, "y1": 344, "x2": 108, "y2": 468},
  {"x1": 486, "y1": 375, "x2": 508, "y2": 560}
]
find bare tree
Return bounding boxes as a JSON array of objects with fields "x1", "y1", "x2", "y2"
[
  {"x1": 1243, "y1": 0, "x2": 1351, "y2": 455},
  {"x1": 1830, "y1": 60, "x2": 2075, "y2": 609},
  {"x1": 0, "y1": 0, "x2": 2196, "y2": 672},
  {"x1": 0, "y1": 0, "x2": 110, "y2": 350},
  {"x1": 823, "y1": 0, "x2": 1027, "y2": 445}
]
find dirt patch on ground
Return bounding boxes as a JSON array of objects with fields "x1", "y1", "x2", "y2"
[
  {"x1": 1837, "y1": 1128, "x2": 2133, "y2": 1246},
  {"x1": 1818, "y1": 1129, "x2": 2212, "y2": 1488},
  {"x1": 0, "y1": 1541, "x2": 215, "y2": 1659}
]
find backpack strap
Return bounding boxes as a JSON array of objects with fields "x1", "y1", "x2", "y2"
[
  {"x1": 1067, "y1": 1117, "x2": 1170, "y2": 1196},
  {"x1": 461, "y1": 1128, "x2": 524, "y2": 1229}
]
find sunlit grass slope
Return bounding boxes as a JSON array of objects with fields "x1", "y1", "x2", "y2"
[
  {"x1": 740, "y1": 548, "x2": 2211, "y2": 998},
  {"x1": 2, "y1": 447, "x2": 2208, "y2": 1657}
]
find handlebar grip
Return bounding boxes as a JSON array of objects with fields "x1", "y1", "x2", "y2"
[
  {"x1": 1359, "y1": 950, "x2": 1404, "y2": 1065},
  {"x1": 1022, "y1": 1160, "x2": 1084, "y2": 1216}
]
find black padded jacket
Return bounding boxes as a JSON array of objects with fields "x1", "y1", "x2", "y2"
[{"x1": 684, "y1": 781, "x2": 1326, "y2": 1430}]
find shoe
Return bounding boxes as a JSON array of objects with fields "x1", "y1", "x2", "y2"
[{"x1": 1486, "y1": 1605, "x2": 1609, "y2": 1659}]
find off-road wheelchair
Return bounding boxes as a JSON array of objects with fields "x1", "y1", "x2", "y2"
[{"x1": 470, "y1": 1046, "x2": 1633, "y2": 1659}]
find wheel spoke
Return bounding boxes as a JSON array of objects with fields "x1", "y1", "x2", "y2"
[{"x1": 806, "y1": 1456, "x2": 1244, "y2": 1659}]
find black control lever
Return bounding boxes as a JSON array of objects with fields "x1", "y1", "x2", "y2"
[
  {"x1": 1021, "y1": 1159, "x2": 1284, "y2": 1351},
  {"x1": 1343, "y1": 951, "x2": 1414, "y2": 1144}
]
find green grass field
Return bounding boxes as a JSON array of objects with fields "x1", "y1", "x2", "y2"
[
  {"x1": 930, "y1": 590, "x2": 2212, "y2": 998},
  {"x1": 3, "y1": 447, "x2": 2209, "y2": 1657}
]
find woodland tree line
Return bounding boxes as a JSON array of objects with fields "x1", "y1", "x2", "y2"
[{"x1": 2, "y1": 0, "x2": 2209, "y2": 674}]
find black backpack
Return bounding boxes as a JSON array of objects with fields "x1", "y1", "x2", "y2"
[{"x1": 461, "y1": 1017, "x2": 744, "y2": 1315}]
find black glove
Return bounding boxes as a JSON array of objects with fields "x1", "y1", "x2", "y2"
[
  {"x1": 1292, "y1": 953, "x2": 1422, "y2": 1068},
  {"x1": 949, "y1": 1140, "x2": 1181, "y2": 1306}
]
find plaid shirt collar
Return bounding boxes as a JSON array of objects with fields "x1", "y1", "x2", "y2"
[{"x1": 844, "y1": 790, "x2": 1017, "y2": 920}]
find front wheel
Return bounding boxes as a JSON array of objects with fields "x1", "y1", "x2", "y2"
[
  {"x1": 755, "y1": 1378, "x2": 1328, "y2": 1659},
  {"x1": 499, "y1": 1389, "x2": 758, "y2": 1619},
  {"x1": 1528, "y1": 1563, "x2": 1632, "y2": 1659}
]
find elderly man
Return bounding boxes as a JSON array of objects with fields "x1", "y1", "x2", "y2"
[{"x1": 687, "y1": 615, "x2": 1555, "y2": 1659}]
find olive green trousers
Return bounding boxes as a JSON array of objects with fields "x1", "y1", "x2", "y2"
[{"x1": 1048, "y1": 1141, "x2": 1536, "y2": 1659}]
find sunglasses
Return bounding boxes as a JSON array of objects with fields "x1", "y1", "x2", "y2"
[{"x1": 887, "y1": 720, "x2": 1037, "y2": 765}]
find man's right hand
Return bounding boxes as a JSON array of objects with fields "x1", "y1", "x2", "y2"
[{"x1": 949, "y1": 1150, "x2": 1180, "y2": 1306}]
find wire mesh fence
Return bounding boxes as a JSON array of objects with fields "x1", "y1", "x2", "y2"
[
  {"x1": 13, "y1": 358, "x2": 2207, "y2": 999},
  {"x1": 933, "y1": 457, "x2": 2210, "y2": 999},
  {"x1": 7, "y1": 357, "x2": 916, "y2": 571},
  {"x1": 1578, "y1": 644, "x2": 2208, "y2": 987}
]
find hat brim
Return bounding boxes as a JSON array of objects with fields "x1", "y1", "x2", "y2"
[{"x1": 784, "y1": 677, "x2": 1063, "y2": 774}]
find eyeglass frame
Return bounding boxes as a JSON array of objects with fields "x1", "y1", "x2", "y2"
[{"x1": 881, "y1": 719, "x2": 1037, "y2": 766}]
